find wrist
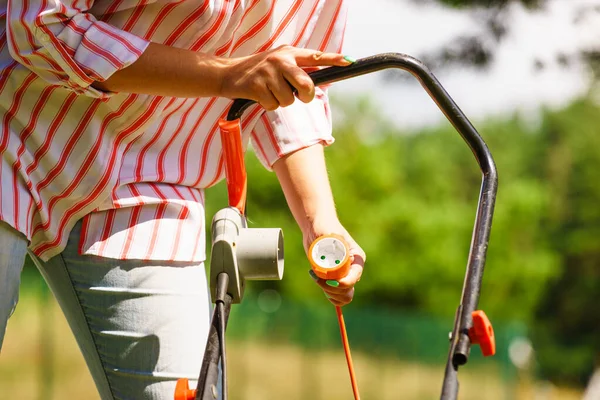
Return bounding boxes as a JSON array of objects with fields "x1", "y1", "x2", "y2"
[
  {"x1": 301, "y1": 214, "x2": 348, "y2": 257},
  {"x1": 194, "y1": 53, "x2": 230, "y2": 98},
  {"x1": 215, "y1": 54, "x2": 254, "y2": 99},
  {"x1": 208, "y1": 55, "x2": 230, "y2": 98},
  {"x1": 301, "y1": 211, "x2": 341, "y2": 237}
]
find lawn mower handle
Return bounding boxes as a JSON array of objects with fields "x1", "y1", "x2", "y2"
[{"x1": 226, "y1": 53, "x2": 498, "y2": 399}]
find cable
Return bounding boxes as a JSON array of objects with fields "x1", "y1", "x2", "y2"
[
  {"x1": 335, "y1": 305, "x2": 360, "y2": 400},
  {"x1": 308, "y1": 236, "x2": 361, "y2": 399},
  {"x1": 215, "y1": 273, "x2": 229, "y2": 400},
  {"x1": 217, "y1": 300, "x2": 227, "y2": 400}
]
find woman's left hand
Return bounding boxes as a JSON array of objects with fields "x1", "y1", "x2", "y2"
[{"x1": 303, "y1": 218, "x2": 365, "y2": 306}]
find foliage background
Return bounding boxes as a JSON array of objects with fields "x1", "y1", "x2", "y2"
[
  {"x1": 224, "y1": 94, "x2": 600, "y2": 387},
  {"x1": 2, "y1": 0, "x2": 600, "y2": 398}
]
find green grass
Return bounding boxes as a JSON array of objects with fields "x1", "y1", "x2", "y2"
[{"x1": 0, "y1": 291, "x2": 582, "y2": 400}]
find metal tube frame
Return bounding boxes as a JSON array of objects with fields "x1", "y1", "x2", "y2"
[
  {"x1": 207, "y1": 53, "x2": 498, "y2": 400},
  {"x1": 196, "y1": 274, "x2": 233, "y2": 400}
]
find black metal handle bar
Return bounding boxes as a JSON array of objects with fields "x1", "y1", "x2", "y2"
[{"x1": 223, "y1": 53, "x2": 498, "y2": 399}]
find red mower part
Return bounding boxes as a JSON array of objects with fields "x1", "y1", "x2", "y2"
[
  {"x1": 174, "y1": 378, "x2": 196, "y2": 400},
  {"x1": 468, "y1": 310, "x2": 496, "y2": 357}
]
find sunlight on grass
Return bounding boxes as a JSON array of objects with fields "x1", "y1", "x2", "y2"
[{"x1": 0, "y1": 293, "x2": 582, "y2": 400}]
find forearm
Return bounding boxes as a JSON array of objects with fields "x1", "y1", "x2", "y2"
[
  {"x1": 92, "y1": 42, "x2": 227, "y2": 98},
  {"x1": 274, "y1": 143, "x2": 364, "y2": 306},
  {"x1": 273, "y1": 144, "x2": 338, "y2": 235}
]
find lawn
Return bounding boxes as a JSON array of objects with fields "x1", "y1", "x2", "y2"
[{"x1": 0, "y1": 291, "x2": 581, "y2": 400}]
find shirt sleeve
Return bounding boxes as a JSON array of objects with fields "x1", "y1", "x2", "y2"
[
  {"x1": 250, "y1": 87, "x2": 335, "y2": 170},
  {"x1": 6, "y1": 1, "x2": 150, "y2": 99},
  {"x1": 250, "y1": 0, "x2": 348, "y2": 170}
]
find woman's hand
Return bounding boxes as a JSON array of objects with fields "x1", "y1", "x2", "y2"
[
  {"x1": 304, "y1": 217, "x2": 365, "y2": 307},
  {"x1": 219, "y1": 45, "x2": 352, "y2": 111}
]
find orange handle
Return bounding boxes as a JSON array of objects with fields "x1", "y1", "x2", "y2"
[{"x1": 219, "y1": 119, "x2": 247, "y2": 214}]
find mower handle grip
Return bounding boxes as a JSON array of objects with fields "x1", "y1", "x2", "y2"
[
  {"x1": 228, "y1": 53, "x2": 488, "y2": 171},
  {"x1": 225, "y1": 52, "x2": 498, "y2": 397}
]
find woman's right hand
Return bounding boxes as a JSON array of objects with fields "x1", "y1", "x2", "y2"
[{"x1": 218, "y1": 45, "x2": 353, "y2": 111}]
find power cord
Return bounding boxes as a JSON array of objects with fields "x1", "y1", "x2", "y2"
[{"x1": 215, "y1": 273, "x2": 230, "y2": 400}]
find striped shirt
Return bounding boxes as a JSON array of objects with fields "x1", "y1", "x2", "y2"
[{"x1": 0, "y1": 0, "x2": 347, "y2": 261}]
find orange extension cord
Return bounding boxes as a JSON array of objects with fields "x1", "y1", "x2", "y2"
[{"x1": 335, "y1": 305, "x2": 360, "y2": 400}]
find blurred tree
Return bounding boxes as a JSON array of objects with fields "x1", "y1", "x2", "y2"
[
  {"x1": 383, "y1": 0, "x2": 600, "y2": 80},
  {"x1": 202, "y1": 94, "x2": 600, "y2": 388},
  {"x1": 205, "y1": 95, "x2": 561, "y2": 320},
  {"x1": 531, "y1": 99, "x2": 600, "y2": 386},
  {"x1": 420, "y1": 0, "x2": 545, "y2": 69},
  {"x1": 409, "y1": 0, "x2": 600, "y2": 389},
  {"x1": 435, "y1": 0, "x2": 543, "y2": 7},
  {"x1": 206, "y1": 0, "x2": 600, "y2": 389}
]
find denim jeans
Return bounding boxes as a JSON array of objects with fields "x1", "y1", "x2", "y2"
[{"x1": 0, "y1": 220, "x2": 212, "y2": 399}]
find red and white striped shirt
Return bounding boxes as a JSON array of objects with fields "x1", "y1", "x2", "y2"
[{"x1": 0, "y1": 0, "x2": 347, "y2": 261}]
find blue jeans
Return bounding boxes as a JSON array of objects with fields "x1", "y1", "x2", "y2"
[{"x1": 0, "y1": 220, "x2": 211, "y2": 399}]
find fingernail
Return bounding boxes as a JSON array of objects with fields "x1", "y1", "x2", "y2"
[
  {"x1": 326, "y1": 280, "x2": 339, "y2": 287},
  {"x1": 308, "y1": 270, "x2": 319, "y2": 281},
  {"x1": 343, "y1": 55, "x2": 357, "y2": 64}
]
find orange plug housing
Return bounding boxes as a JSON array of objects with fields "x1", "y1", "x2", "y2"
[
  {"x1": 468, "y1": 310, "x2": 496, "y2": 357},
  {"x1": 174, "y1": 378, "x2": 196, "y2": 400},
  {"x1": 308, "y1": 234, "x2": 352, "y2": 281}
]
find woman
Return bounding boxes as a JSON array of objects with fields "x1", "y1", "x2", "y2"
[{"x1": 0, "y1": 1, "x2": 365, "y2": 398}]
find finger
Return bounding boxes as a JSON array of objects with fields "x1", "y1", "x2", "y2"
[
  {"x1": 282, "y1": 67, "x2": 314, "y2": 103},
  {"x1": 292, "y1": 48, "x2": 354, "y2": 67},
  {"x1": 328, "y1": 297, "x2": 353, "y2": 307},
  {"x1": 308, "y1": 270, "x2": 353, "y2": 294},
  {"x1": 351, "y1": 248, "x2": 366, "y2": 265},
  {"x1": 326, "y1": 289, "x2": 354, "y2": 305},
  {"x1": 323, "y1": 286, "x2": 354, "y2": 300},
  {"x1": 308, "y1": 271, "x2": 355, "y2": 305},
  {"x1": 338, "y1": 241, "x2": 366, "y2": 286},
  {"x1": 267, "y1": 77, "x2": 296, "y2": 108},
  {"x1": 301, "y1": 66, "x2": 320, "y2": 74},
  {"x1": 326, "y1": 296, "x2": 347, "y2": 307},
  {"x1": 258, "y1": 89, "x2": 280, "y2": 111},
  {"x1": 313, "y1": 277, "x2": 353, "y2": 294},
  {"x1": 337, "y1": 263, "x2": 363, "y2": 288},
  {"x1": 324, "y1": 286, "x2": 354, "y2": 300}
]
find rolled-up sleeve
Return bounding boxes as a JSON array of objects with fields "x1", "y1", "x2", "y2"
[
  {"x1": 251, "y1": 87, "x2": 335, "y2": 170},
  {"x1": 250, "y1": 0, "x2": 347, "y2": 169},
  {"x1": 6, "y1": 1, "x2": 150, "y2": 98}
]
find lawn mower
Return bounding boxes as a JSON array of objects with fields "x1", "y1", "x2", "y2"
[{"x1": 175, "y1": 53, "x2": 498, "y2": 400}]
